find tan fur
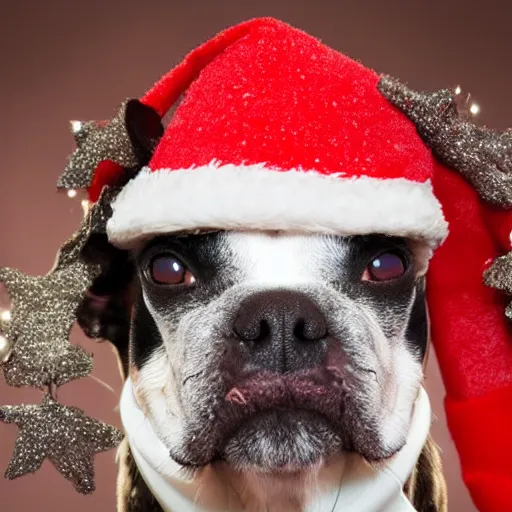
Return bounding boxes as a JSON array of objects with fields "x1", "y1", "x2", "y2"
[
  {"x1": 405, "y1": 436, "x2": 448, "y2": 512},
  {"x1": 117, "y1": 439, "x2": 164, "y2": 512}
]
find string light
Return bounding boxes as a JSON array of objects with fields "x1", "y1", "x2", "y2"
[
  {"x1": 70, "y1": 120, "x2": 83, "y2": 134},
  {"x1": 453, "y1": 85, "x2": 480, "y2": 116},
  {"x1": 470, "y1": 103, "x2": 480, "y2": 115},
  {"x1": 0, "y1": 333, "x2": 11, "y2": 362},
  {"x1": 67, "y1": 189, "x2": 77, "y2": 199},
  {"x1": 1, "y1": 310, "x2": 11, "y2": 322}
]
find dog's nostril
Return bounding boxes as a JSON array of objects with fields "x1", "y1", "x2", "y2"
[
  {"x1": 234, "y1": 317, "x2": 271, "y2": 343},
  {"x1": 257, "y1": 320, "x2": 271, "y2": 342},
  {"x1": 294, "y1": 318, "x2": 308, "y2": 342},
  {"x1": 294, "y1": 317, "x2": 327, "y2": 342}
]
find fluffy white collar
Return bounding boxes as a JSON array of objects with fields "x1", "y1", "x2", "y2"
[{"x1": 120, "y1": 378, "x2": 430, "y2": 512}]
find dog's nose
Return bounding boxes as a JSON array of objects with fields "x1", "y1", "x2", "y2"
[{"x1": 233, "y1": 290, "x2": 328, "y2": 372}]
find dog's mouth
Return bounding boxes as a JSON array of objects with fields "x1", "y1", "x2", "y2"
[
  {"x1": 224, "y1": 366, "x2": 347, "y2": 421},
  {"x1": 206, "y1": 367, "x2": 349, "y2": 470}
]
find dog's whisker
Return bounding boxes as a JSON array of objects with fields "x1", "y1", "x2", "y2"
[
  {"x1": 192, "y1": 468, "x2": 206, "y2": 507},
  {"x1": 87, "y1": 373, "x2": 116, "y2": 394},
  {"x1": 329, "y1": 459, "x2": 344, "y2": 512}
]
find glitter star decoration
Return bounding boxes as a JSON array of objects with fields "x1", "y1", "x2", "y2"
[
  {"x1": 0, "y1": 197, "x2": 106, "y2": 388},
  {"x1": 378, "y1": 75, "x2": 512, "y2": 209},
  {"x1": 87, "y1": 186, "x2": 120, "y2": 237},
  {"x1": 484, "y1": 252, "x2": 512, "y2": 321},
  {"x1": 57, "y1": 99, "x2": 163, "y2": 191},
  {"x1": 0, "y1": 394, "x2": 123, "y2": 494}
]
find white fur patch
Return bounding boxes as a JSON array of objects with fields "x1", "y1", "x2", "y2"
[
  {"x1": 107, "y1": 163, "x2": 448, "y2": 249},
  {"x1": 229, "y1": 233, "x2": 343, "y2": 287}
]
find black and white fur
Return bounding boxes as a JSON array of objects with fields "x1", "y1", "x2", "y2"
[{"x1": 79, "y1": 231, "x2": 447, "y2": 511}]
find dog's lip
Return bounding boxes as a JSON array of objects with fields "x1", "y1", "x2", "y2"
[
  {"x1": 222, "y1": 367, "x2": 347, "y2": 423},
  {"x1": 223, "y1": 407, "x2": 341, "y2": 442},
  {"x1": 226, "y1": 366, "x2": 344, "y2": 397}
]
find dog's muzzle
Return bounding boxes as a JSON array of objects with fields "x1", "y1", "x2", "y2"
[{"x1": 120, "y1": 378, "x2": 431, "y2": 512}]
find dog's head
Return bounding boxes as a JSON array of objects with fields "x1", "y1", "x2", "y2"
[{"x1": 99, "y1": 230, "x2": 428, "y2": 474}]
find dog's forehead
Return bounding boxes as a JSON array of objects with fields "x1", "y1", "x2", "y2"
[{"x1": 226, "y1": 232, "x2": 348, "y2": 283}]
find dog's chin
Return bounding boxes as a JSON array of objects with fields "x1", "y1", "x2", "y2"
[{"x1": 220, "y1": 409, "x2": 343, "y2": 472}]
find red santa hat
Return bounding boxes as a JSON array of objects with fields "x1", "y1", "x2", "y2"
[
  {"x1": 89, "y1": 18, "x2": 511, "y2": 512},
  {"x1": 106, "y1": 19, "x2": 447, "y2": 249}
]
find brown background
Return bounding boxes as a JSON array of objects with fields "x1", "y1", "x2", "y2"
[{"x1": 1, "y1": 1, "x2": 511, "y2": 510}]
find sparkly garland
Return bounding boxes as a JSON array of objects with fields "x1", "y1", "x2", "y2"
[{"x1": 0, "y1": 100, "x2": 160, "y2": 494}]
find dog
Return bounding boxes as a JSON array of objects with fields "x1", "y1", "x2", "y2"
[{"x1": 78, "y1": 229, "x2": 447, "y2": 511}]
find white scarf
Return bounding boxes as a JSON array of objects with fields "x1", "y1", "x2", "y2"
[{"x1": 120, "y1": 378, "x2": 430, "y2": 512}]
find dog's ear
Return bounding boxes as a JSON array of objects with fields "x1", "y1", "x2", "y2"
[
  {"x1": 74, "y1": 99, "x2": 164, "y2": 376},
  {"x1": 125, "y1": 99, "x2": 164, "y2": 165},
  {"x1": 77, "y1": 233, "x2": 136, "y2": 378}
]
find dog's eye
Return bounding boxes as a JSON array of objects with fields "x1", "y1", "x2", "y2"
[
  {"x1": 150, "y1": 255, "x2": 195, "y2": 286},
  {"x1": 362, "y1": 252, "x2": 406, "y2": 282}
]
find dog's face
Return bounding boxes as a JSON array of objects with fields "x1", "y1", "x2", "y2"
[{"x1": 129, "y1": 231, "x2": 429, "y2": 473}]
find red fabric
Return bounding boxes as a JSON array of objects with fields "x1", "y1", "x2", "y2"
[
  {"x1": 482, "y1": 207, "x2": 512, "y2": 253},
  {"x1": 141, "y1": 20, "x2": 256, "y2": 117},
  {"x1": 147, "y1": 18, "x2": 433, "y2": 183},
  {"x1": 429, "y1": 164, "x2": 512, "y2": 512},
  {"x1": 88, "y1": 160, "x2": 124, "y2": 202},
  {"x1": 428, "y1": 164, "x2": 512, "y2": 399},
  {"x1": 445, "y1": 386, "x2": 512, "y2": 512}
]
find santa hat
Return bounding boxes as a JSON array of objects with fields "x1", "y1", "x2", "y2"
[
  {"x1": 105, "y1": 19, "x2": 448, "y2": 248},
  {"x1": 86, "y1": 18, "x2": 511, "y2": 511}
]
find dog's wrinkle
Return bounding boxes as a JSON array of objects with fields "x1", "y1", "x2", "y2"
[
  {"x1": 350, "y1": 364, "x2": 378, "y2": 381},
  {"x1": 181, "y1": 369, "x2": 205, "y2": 387}
]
